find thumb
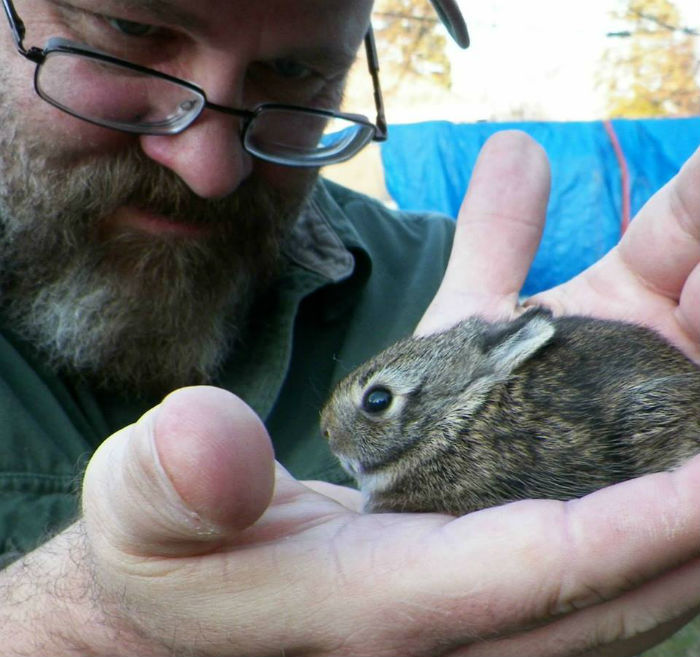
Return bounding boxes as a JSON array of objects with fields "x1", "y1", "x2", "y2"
[{"x1": 82, "y1": 386, "x2": 275, "y2": 557}]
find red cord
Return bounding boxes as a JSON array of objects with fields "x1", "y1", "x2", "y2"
[{"x1": 603, "y1": 119, "x2": 631, "y2": 234}]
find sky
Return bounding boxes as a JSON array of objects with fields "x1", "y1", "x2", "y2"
[{"x1": 387, "y1": 0, "x2": 700, "y2": 122}]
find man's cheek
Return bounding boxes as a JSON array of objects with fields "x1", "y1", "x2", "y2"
[{"x1": 31, "y1": 108, "x2": 137, "y2": 154}]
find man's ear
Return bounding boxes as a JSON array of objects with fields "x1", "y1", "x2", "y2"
[{"x1": 482, "y1": 307, "x2": 556, "y2": 376}]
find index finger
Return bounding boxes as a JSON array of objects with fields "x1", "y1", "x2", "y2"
[{"x1": 415, "y1": 130, "x2": 551, "y2": 336}]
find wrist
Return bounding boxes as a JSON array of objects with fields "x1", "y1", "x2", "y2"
[{"x1": 0, "y1": 521, "x2": 166, "y2": 657}]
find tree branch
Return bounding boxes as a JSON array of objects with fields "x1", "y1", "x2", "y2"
[{"x1": 630, "y1": 9, "x2": 699, "y2": 36}]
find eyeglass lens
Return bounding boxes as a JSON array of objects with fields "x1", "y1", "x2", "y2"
[
  {"x1": 245, "y1": 109, "x2": 376, "y2": 165},
  {"x1": 36, "y1": 50, "x2": 206, "y2": 134}
]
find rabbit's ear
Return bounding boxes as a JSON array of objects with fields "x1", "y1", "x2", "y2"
[{"x1": 482, "y1": 307, "x2": 556, "y2": 376}]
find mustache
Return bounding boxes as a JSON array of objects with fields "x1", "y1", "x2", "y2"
[{"x1": 44, "y1": 146, "x2": 242, "y2": 227}]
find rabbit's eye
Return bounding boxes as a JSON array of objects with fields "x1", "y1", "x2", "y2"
[{"x1": 362, "y1": 386, "x2": 393, "y2": 414}]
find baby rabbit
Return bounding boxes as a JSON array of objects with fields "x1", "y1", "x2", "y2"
[{"x1": 320, "y1": 307, "x2": 700, "y2": 515}]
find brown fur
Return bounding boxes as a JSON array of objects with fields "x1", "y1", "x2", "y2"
[{"x1": 320, "y1": 307, "x2": 700, "y2": 514}]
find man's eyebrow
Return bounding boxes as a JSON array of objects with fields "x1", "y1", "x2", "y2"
[
  {"x1": 96, "y1": 0, "x2": 208, "y2": 30},
  {"x1": 61, "y1": 0, "x2": 362, "y2": 69},
  {"x1": 292, "y1": 45, "x2": 358, "y2": 70}
]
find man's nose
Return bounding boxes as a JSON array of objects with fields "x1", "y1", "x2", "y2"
[{"x1": 138, "y1": 109, "x2": 254, "y2": 199}]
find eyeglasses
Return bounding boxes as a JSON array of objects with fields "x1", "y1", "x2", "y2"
[{"x1": 1, "y1": 0, "x2": 388, "y2": 168}]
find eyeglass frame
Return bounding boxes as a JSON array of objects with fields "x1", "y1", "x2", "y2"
[{"x1": 1, "y1": 0, "x2": 389, "y2": 167}]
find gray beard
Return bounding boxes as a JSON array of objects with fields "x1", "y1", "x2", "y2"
[{"x1": 0, "y1": 121, "x2": 315, "y2": 394}]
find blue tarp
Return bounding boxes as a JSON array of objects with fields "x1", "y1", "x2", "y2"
[{"x1": 380, "y1": 118, "x2": 700, "y2": 295}]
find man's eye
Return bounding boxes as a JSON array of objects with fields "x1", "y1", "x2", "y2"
[
  {"x1": 270, "y1": 58, "x2": 313, "y2": 79},
  {"x1": 107, "y1": 17, "x2": 158, "y2": 37}
]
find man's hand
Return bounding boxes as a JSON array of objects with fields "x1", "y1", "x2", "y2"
[
  {"x1": 3, "y1": 384, "x2": 700, "y2": 656},
  {"x1": 416, "y1": 130, "x2": 700, "y2": 365}
]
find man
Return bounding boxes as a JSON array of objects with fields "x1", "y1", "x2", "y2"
[{"x1": 1, "y1": 0, "x2": 700, "y2": 654}]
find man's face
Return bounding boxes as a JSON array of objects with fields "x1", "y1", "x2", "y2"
[{"x1": 0, "y1": 0, "x2": 372, "y2": 393}]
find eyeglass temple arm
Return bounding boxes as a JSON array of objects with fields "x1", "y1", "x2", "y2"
[
  {"x1": 1, "y1": 0, "x2": 27, "y2": 51},
  {"x1": 364, "y1": 27, "x2": 388, "y2": 142}
]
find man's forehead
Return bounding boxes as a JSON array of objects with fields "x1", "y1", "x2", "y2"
[
  {"x1": 101, "y1": 0, "x2": 373, "y2": 33},
  {"x1": 109, "y1": 0, "x2": 372, "y2": 16},
  {"x1": 82, "y1": 0, "x2": 372, "y2": 50}
]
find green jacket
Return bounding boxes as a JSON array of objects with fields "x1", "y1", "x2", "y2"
[{"x1": 0, "y1": 179, "x2": 454, "y2": 563}]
